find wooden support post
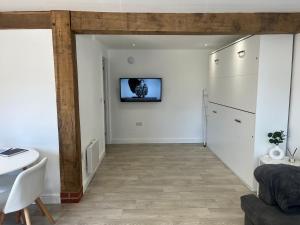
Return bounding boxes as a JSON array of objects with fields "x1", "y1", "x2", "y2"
[{"x1": 51, "y1": 10, "x2": 83, "y2": 203}]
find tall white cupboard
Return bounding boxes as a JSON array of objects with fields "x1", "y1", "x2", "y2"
[{"x1": 207, "y1": 35, "x2": 293, "y2": 190}]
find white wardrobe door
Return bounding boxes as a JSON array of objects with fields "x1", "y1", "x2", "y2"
[
  {"x1": 232, "y1": 35, "x2": 260, "y2": 76},
  {"x1": 209, "y1": 52, "x2": 222, "y2": 78},
  {"x1": 208, "y1": 74, "x2": 258, "y2": 113},
  {"x1": 217, "y1": 46, "x2": 233, "y2": 77},
  {"x1": 225, "y1": 107, "x2": 256, "y2": 190},
  {"x1": 208, "y1": 103, "x2": 256, "y2": 190},
  {"x1": 207, "y1": 103, "x2": 221, "y2": 152},
  {"x1": 208, "y1": 36, "x2": 260, "y2": 113}
]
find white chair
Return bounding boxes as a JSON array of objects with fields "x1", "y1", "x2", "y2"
[{"x1": 0, "y1": 158, "x2": 55, "y2": 225}]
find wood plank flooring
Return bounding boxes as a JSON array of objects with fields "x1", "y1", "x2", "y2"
[{"x1": 4, "y1": 144, "x2": 251, "y2": 225}]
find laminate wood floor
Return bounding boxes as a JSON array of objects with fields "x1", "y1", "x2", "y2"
[{"x1": 4, "y1": 144, "x2": 251, "y2": 225}]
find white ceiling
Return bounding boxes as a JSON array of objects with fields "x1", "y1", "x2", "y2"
[
  {"x1": 95, "y1": 35, "x2": 242, "y2": 50},
  {"x1": 1, "y1": 0, "x2": 300, "y2": 12}
]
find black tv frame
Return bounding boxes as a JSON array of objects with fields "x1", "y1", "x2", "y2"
[{"x1": 119, "y1": 78, "x2": 162, "y2": 102}]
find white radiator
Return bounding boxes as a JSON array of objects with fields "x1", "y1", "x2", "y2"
[{"x1": 86, "y1": 139, "x2": 100, "y2": 175}]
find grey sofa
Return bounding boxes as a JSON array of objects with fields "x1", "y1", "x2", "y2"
[{"x1": 241, "y1": 194, "x2": 300, "y2": 225}]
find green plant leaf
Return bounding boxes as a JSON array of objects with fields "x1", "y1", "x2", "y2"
[{"x1": 274, "y1": 132, "x2": 281, "y2": 137}]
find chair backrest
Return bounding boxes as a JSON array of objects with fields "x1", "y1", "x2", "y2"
[{"x1": 3, "y1": 158, "x2": 47, "y2": 214}]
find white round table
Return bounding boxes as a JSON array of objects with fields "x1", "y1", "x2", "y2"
[{"x1": 0, "y1": 149, "x2": 40, "y2": 175}]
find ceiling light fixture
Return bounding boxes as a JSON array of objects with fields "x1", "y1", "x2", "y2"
[
  {"x1": 132, "y1": 43, "x2": 136, "y2": 47},
  {"x1": 204, "y1": 43, "x2": 208, "y2": 47}
]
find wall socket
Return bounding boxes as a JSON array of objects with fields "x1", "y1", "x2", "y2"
[{"x1": 136, "y1": 122, "x2": 143, "y2": 126}]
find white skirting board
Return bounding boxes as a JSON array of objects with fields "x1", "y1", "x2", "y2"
[
  {"x1": 40, "y1": 194, "x2": 61, "y2": 204},
  {"x1": 39, "y1": 151, "x2": 106, "y2": 204},
  {"x1": 83, "y1": 150, "x2": 106, "y2": 193},
  {"x1": 111, "y1": 138, "x2": 203, "y2": 144}
]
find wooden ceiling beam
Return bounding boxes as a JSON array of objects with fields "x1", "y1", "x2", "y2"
[
  {"x1": 71, "y1": 11, "x2": 300, "y2": 34},
  {"x1": 0, "y1": 11, "x2": 51, "y2": 29}
]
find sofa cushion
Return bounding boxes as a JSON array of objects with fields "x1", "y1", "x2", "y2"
[{"x1": 241, "y1": 194, "x2": 300, "y2": 225}]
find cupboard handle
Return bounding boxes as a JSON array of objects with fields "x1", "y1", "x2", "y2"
[
  {"x1": 212, "y1": 110, "x2": 217, "y2": 114},
  {"x1": 237, "y1": 50, "x2": 246, "y2": 58},
  {"x1": 234, "y1": 119, "x2": 242, "y2": 123}
]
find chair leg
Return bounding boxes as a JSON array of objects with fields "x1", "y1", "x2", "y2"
[
  {"x1": 0, "y1": 212, "x2": 5, "y2": 225},
  {"x1": 23, "y1": 208, "x2": 31, "y2": 225},
  {"x1": 16, "y1": 210, "x2": 24, "y2": 224},
  {"x1": 36, "y1": 200, "x2": 45, "y2": 216},
  {"x1": 16, "y1": 211, "x2": 20, "y2": 223},
  {"x1": 35, "y1": 197, "x2": 55, "y2": 224},
  {"x1": 21, "y1": 210, "x2": 26, "y2": 224}
]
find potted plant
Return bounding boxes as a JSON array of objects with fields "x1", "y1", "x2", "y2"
[
  {"x1": 268, "y1": 131, "x2": 285, "y2": 145},
  {"x1": 267, "y1": 131, "x2": 285, "y2": 160}
]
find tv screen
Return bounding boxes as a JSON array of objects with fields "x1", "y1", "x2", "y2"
[{"x1": 120, "y1": 78, "x2": 162, "y2": 102}]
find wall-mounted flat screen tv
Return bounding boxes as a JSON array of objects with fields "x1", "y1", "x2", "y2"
[{"x1": 120, "y1": 78, "x2": 162, "y2": 102}]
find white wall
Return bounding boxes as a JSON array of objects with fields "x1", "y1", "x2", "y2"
[
  {"x1": 108, "y1": 49, "x2": 209, "y2": 144},
  {"x1": 0, "y1": 30, "x2": 60, "y2": 203},
  {"x1": 254, "y1": 35, "x2": 293, "y2": 158},
  {"x1": 76, "y1": 35, "x2": 107, "y2": 192},
  {"x1": 288, "y1": 34, "x2": 300, "y2": 159}
]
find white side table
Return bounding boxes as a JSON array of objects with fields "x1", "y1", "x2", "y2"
[
  {"x1": 256, "y1": 155, "x2": 300, "y2": 195},
  {"x1": 259, "y1": 155, "x2": 300, "y2": 167}
]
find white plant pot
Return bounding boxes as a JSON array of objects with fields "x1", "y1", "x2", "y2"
[{"x1": 269, "y1": 145, "x2": 285, "y2": 160}]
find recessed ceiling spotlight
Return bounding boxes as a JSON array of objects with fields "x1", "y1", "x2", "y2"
[
  {"x1": 132, "y1": 43, "x2": 136, "y2": 47},
  {"x1": 204, "y1": 43, "x2": 208, "y2": 47}
]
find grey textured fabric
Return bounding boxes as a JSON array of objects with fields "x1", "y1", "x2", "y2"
[
  {"x1": 241, "y1": 194, "x2": 300, "y2": 225},
  {"x1": 245, "y1": 215, "x2": 254, "y2": 225},
  {"x1": 254, "y1": 164, "x2": 300, "y2": 213}
]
